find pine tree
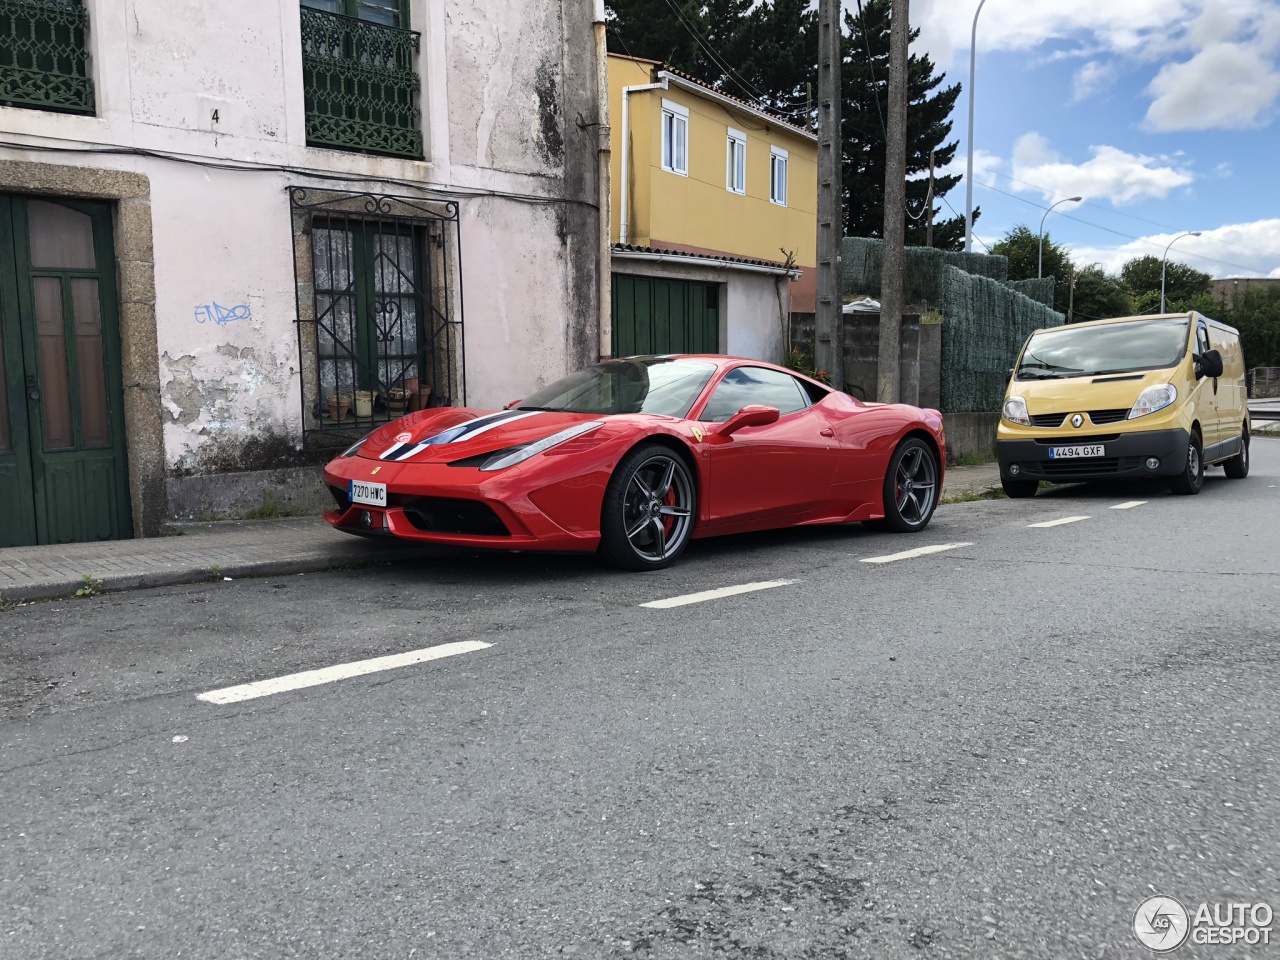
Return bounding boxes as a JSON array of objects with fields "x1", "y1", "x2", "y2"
[
  {"x1": 841, "y1": 0, "x2": 970, "y2": 249},
  {"x1": 605, "y1": 0, "x2": 706, "y2": 68}
]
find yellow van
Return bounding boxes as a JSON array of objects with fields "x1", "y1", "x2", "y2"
[{"x1": 995, "y1": 312, "x2": 1250, "y2": 497}]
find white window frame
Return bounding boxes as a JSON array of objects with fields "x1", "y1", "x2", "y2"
[
  {"x1": 726, "y1": 127, "x2": 746, "y2": 195},
  {"x1": 770, "y1": 147, "x2": 789, "y2": 206},
  {"x1": 661, "y1": 100, "x2": 689, "y2": 176}
]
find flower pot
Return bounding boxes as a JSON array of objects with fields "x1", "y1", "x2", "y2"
[
  {"x1": 409, "y1": 386, "x2": 433, "y2": 411},
  {"x1": 396, "y1": 376, "x2": 419, "y2": 395},
  {"x1": 354, "y1": 390, "x2": 375, "y2": 418},
  {"x1": 326, "y1": 394, "x2": 351, "y2": 422},
  {"x1": 386, "y1": 388, "x2": 410, "y2": 417}
]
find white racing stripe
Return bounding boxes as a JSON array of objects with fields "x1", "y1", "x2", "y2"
[
  {"x1": 197, "y1": 640, "x2": 492, "y2": 705},
  {"x1": 641, "y1": 579, "x2": 797, "y2": 609},
  {"x1": 860, "y1": 542, "x2": 972, "y2": 564},
  {"x1": 1110, "y1": 501, "x2": 1147, "y2": 510},
  {"x1": 1028, "y1": 515, "x2": 1091, "y2": 528}
]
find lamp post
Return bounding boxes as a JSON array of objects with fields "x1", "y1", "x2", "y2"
[
  {"x1": 1161, "y1": 231, "x2": 1201, "y2": 313},
  {"x1": 963, "y1": 0, "x2": 987, "y2": 253},
  {"x1": 1038, "y1": 196, "x2": 1081, "y2": 279}
]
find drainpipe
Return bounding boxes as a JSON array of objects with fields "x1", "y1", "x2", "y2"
[
  {"x1": 619, "y1": 74, "x2": 668, "y2": 246},
  {"x1": 593, "y1": 0, "x2": 613, "y2": 360}
]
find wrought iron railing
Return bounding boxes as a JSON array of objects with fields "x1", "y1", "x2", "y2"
[
  {"x1": 0, "y1": 0, "x2": 94, "y2": 114},
  {"x1": 289, "y1": 188, "x2": 465, "y2": 450},
  {"x1": 299, "y1": 7, "x2": 422, "y2": 159}
]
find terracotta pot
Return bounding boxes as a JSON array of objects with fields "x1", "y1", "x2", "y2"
[
  {"x1": 326, "y1": 395, "x2": 351, "y2": 422},
  {"x1": 409, "y1": 386, "x2": 433, "y2": 411},
  {"x1": 397, "y1": 377, "x2": 419, "y2": 394}
]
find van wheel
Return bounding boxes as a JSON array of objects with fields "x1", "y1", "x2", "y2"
[
  {"x1": 1168, "y1": 430, "x2": 1204, "y2": 495},
  {"x1": 1223, "y1": 429, "x2": 1249, "y2": 479},
  {"x1": 1002, "y1": 477, "x2": 1038, "y2": 499}
]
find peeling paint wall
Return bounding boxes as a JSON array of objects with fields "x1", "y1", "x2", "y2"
[{"x1": 0, "y1": 0, "x2": 603, "y2": 503}]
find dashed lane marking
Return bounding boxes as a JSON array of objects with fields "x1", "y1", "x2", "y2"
[
  {"x1": 1028, "y1": 515, "x2": 1091, "y2": 528},
  {"x1": 860, "y1": 542, "x2": 973, "y2": 564},
  {"x1": 641, "y1": 579, "x2": 798, "y2": 609},
  {"x1": 1110, "y1": 501, "x2": 1147, "y2": 510},
  {"x1": 196, "y1": 640, "x2": 492, "y2": 705}
]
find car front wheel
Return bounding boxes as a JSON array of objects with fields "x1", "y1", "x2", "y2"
[
  {"x1": 1168, "y1": 430, "x2": 1204, "y2": 495},
  {"x1": 600, "y1": 444, "x2": 697, "y2": 570}
]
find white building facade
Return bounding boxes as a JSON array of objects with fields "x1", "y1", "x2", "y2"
[{"x1": 0, "y1": 0, "x2": 606, "y2": 545}]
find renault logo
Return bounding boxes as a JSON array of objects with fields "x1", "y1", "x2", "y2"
[{"x1": 1071, "y1": 414, "x2": 1084, "y2": 428}]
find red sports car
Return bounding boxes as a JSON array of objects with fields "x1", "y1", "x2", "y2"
[{"x1": 322, "y1": 356, "x2": 946, "y2": 570}]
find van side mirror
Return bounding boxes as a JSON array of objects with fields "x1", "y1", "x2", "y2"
[
  {"x1": 1195, "y1": 350, "x2": 1224, "y2": 380},
  {"x1": 718, "y1": 404, "x2": 780, "y2": 436}
]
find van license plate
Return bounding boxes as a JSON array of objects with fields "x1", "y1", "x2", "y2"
[
  {"x1": 349, "y1": 479, "x2": 387, "y2": 507},
  {"x1": 1049, "y1": 445, "x2": 1105, "y2": 459}
]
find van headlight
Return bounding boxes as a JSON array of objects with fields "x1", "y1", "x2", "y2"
[
  {"x1": 1128, "y1": 384, "x2": 1177, "y2": 420},
  {"x1": 1002, "y1": 396, "x2": 1030, "y2": 426}
]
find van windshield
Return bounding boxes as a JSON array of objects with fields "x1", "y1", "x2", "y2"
[{"x1": 1016, "y1": 318, "x2": 1190, "y2": 380}]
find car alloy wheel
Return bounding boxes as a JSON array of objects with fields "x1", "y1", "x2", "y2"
[
  {"x1": 601, "y1": 444, "x2": 696, "y2": 570},
  {"x1": 875, "y1": 438, "x2": 939, "y2": 532}
]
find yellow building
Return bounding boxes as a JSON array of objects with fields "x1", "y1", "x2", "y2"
[{"x1": 608, "y1": 54, "x2": 817, "y2": 361}]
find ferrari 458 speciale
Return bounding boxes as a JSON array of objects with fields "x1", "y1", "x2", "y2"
[{"x1": 323, "y1": 356, "x2": 946, "y2": 570}]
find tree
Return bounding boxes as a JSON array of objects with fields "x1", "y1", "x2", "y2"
[
  {"x1": 1225, "y1": 284, "x2": 1280, "y2": 368},
  {"x1": 605, "y1": 0, "x2": 706, "y2": 68},
  {"x1": 841, "y1": 0, "x2": 969, "y2": 249},
  {"x1": 1120, "y1": 255, "x2": 1211, "y2": 309},
  {"x1": 989, "y1": 225, "x2": 1074, "y2": 311},
  {"x1": 1070, "y1": 265, "x2": 1134, "y2": 322}
]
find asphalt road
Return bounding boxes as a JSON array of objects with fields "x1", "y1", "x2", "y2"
[{"x1": 4, "y1": 441, "x2": 1279, "y2": 960}]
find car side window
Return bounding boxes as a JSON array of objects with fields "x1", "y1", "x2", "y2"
[{"x1": 700, "y1": 367, "x2": 810, "y2": 423}]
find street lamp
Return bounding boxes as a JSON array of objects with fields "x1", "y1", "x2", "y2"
[
  {"x1": 1038, "y1": 196, "x2": 1082, "y2": 279},
  {"x1": 963, "y1": 0, "x2": 987, "y2": 253},
  {"x1": 1161, "y1": 231, "x2": 1202, "y2": 313}
]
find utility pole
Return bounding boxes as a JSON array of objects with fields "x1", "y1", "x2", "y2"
[
  {"x1": 925, "y1": 149, "x2": 935, "y2": 248},
  {"x1": 1068, "y1": 266, "x2": 1075, "y2": 324},
  {"x1": 815, "y1": 0, "x2": 843, "y2": 389},
  {"x1": 877, "y1": 0, "x2": 909, "y2": 404}
]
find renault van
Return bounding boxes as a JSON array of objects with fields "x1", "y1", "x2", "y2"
[{"x1": 995, "y1": 312, "x2": 1250, "y2": 497}]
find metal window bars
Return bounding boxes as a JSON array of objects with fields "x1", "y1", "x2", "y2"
[
  {"x1": 299, "y1": 5, "x2": 422, "y2": 159},
  {"x1": 290, "y1": 187, "x2": 464, "y2": 450},
  {"x1": 0, "y1": 0, "x2": 94, "y2": 114}
]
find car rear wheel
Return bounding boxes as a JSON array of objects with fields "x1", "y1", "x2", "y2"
[
  {"x1": 600, "y1": 444, "x2": 697, "y2": 570},
  {"x1": 1002, "y1": 477, "x2": 1039, "y2": 498},
  {"x1": 1168, "y1": 430, "x2": 1204, "y2": 495},
  {"x1": 872, "y1": 437, "x2": 939, "y2": 533},
  {"x1": 1223, "y1": 428, "x2": 1249, "y2": 479}
]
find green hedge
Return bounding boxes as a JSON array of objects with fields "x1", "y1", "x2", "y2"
[
  {"x1": 841, "y1": 237, "x2": 1008, "y2": 304},
  {"x1": 1006, "y1": 276, "x2": 1056, "y2": 309},
  {"x1": 940, "y1": 266, "x2": 1064, "y2": 412}
]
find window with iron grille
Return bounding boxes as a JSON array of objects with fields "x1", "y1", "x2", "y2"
[
  {"x1": 0, "y1": 0, "x2": 94, "y2": 115},
  {"x1": 290, "y1": 189, "x2": 464, "y2": 450},
  {"x1": 299, "y1": 0, "x2": 423, "y2": 159}
]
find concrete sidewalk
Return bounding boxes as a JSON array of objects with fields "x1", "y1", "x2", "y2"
[{"x1": 0, "y1": 463, "x2": 1005, "y2": 603}]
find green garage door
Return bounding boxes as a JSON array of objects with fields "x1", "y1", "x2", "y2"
[
  {"x1": 0, "y1": 195, "x2": 131, "y2": 547},
  {"x1": 611, "y1": 274, "x2": 719, "y2": 356}
]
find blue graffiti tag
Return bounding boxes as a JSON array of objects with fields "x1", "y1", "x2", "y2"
[{"x1": 194, "y1": 303, "x2": 252, "y2": 325}]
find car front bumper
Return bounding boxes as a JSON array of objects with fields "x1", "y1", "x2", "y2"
[{"x1": 995, "y1": 427, "x2": 1190, "y2": 482}]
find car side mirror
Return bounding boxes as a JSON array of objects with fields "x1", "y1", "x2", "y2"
[
  {"x1": 1195, "y1": 350, "x2": 1223, "y2": 380},
  {"x1": 718, "y1": 404, "x2": 780, "y2": 436}
]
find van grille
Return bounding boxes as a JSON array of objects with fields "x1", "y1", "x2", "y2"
[
  {"x1": 1088, "y1": 408, "x2": 1129, "y2": 425},
  {"x1": 1020, "y1": 456, "x2": 1144, "y2": 478},
  {"x1": 1029, "y1": 413, "x2": 1065, "y2": 428}
]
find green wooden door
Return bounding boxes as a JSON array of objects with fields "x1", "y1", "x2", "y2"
[
  {"x1": 0, "y1": 195, "x2": 131, "y2": 547},
  {"x1": 611, "y1": 274, "x2": 720, "y2": 357}
]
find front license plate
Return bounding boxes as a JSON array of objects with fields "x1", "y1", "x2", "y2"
[
  {"x1": 349, "y1": 479, "x2": 387, "y2": 507},
  {"x1": 1049, "y1": 445, "x2": 1105, "y2": 459}
]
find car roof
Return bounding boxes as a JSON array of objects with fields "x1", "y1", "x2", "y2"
[{"x1": 616, "y1": 354, "x2": 833, "y2": 387}]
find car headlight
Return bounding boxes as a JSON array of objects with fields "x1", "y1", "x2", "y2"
[
  {"x1": 1002, "y1": 396, "x2": 1030, "y2": 426},
  {"x1": 479, "y1": 421, "x2": 603, "y2": 471},
  {"x1": 341, "y1": 433, "x2": 372, "y2": 458},
  {"x1": 1128, "y1": 384, "x2": 1177, "y2": 420}
]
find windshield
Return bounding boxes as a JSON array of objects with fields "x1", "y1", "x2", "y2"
[
  {"x1": 516, "y1": 358, "x2": 717, "y2": 417},
  {"x1": 1016, "y1": 318, "x2": 1190, "y2": 380}
]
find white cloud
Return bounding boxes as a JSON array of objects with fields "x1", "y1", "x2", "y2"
[
  {"x1": 1144, "y1": 42, "x2": 1280, "y2": 130},
  {"x1": 1069, "y1": 218, "x2": 1280, "y2": 279},
  {"x1": 910, "y1": 148, "x2": 1003, "y2": 187},
  {"x1": 1072, "y1": 61, "x2": 1116, "y2": 102},
  {"x1": 1011, "y1": 133, "x2": 1193, "y2": 206}
]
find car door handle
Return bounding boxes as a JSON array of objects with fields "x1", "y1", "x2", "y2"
[{"x1": 820, "y1": 427, "x2": 835, "y2": 438}]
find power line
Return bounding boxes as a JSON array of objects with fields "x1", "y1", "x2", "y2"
[
  {"x1": 941, "y1": 194, "x2": 989, "y2": 251},
  {"x1": 853, "y1": 0, "x2": 888, "y2": 139}
]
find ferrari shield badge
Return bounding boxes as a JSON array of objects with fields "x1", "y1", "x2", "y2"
[{"x1": 691, "y1": 425, "x2": 705, "y2": 442}]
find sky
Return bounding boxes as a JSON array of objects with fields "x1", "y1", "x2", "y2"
[{"x1": 886, "y1": 0, "x2": 1280, "y2": 279}]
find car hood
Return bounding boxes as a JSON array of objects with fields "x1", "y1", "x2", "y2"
[{"x1": 356, "y1": 408, "x2": 607, "y2": 464}]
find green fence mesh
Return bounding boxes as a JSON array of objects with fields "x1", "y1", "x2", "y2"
[
  {"x1": 841, "y1": 237, "x2": 1008, "y2": 304},
  {"x1": 1006, "y1": 276, "x2": 1056, "y2": 309},
  {"x1": 940, "y1": 266, "x2": 1064, "y2": 412}
]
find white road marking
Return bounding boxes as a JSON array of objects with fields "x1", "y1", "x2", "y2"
[
  {"x1": 197, "y1": 640, "x2": 492, "y2": 705},
  {"x1": 860, "y1": 542, "x2": 973, "y2": 564},
  {"x1": 1110, "y1": 501, "x2": 1147, "y2": 510},
  {"x1": 1028, "y1": 515, "x2": 1091, "y2": 528},
  {"x1": 641, "y1": 579, "x2": 797, "y2": 609}
]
